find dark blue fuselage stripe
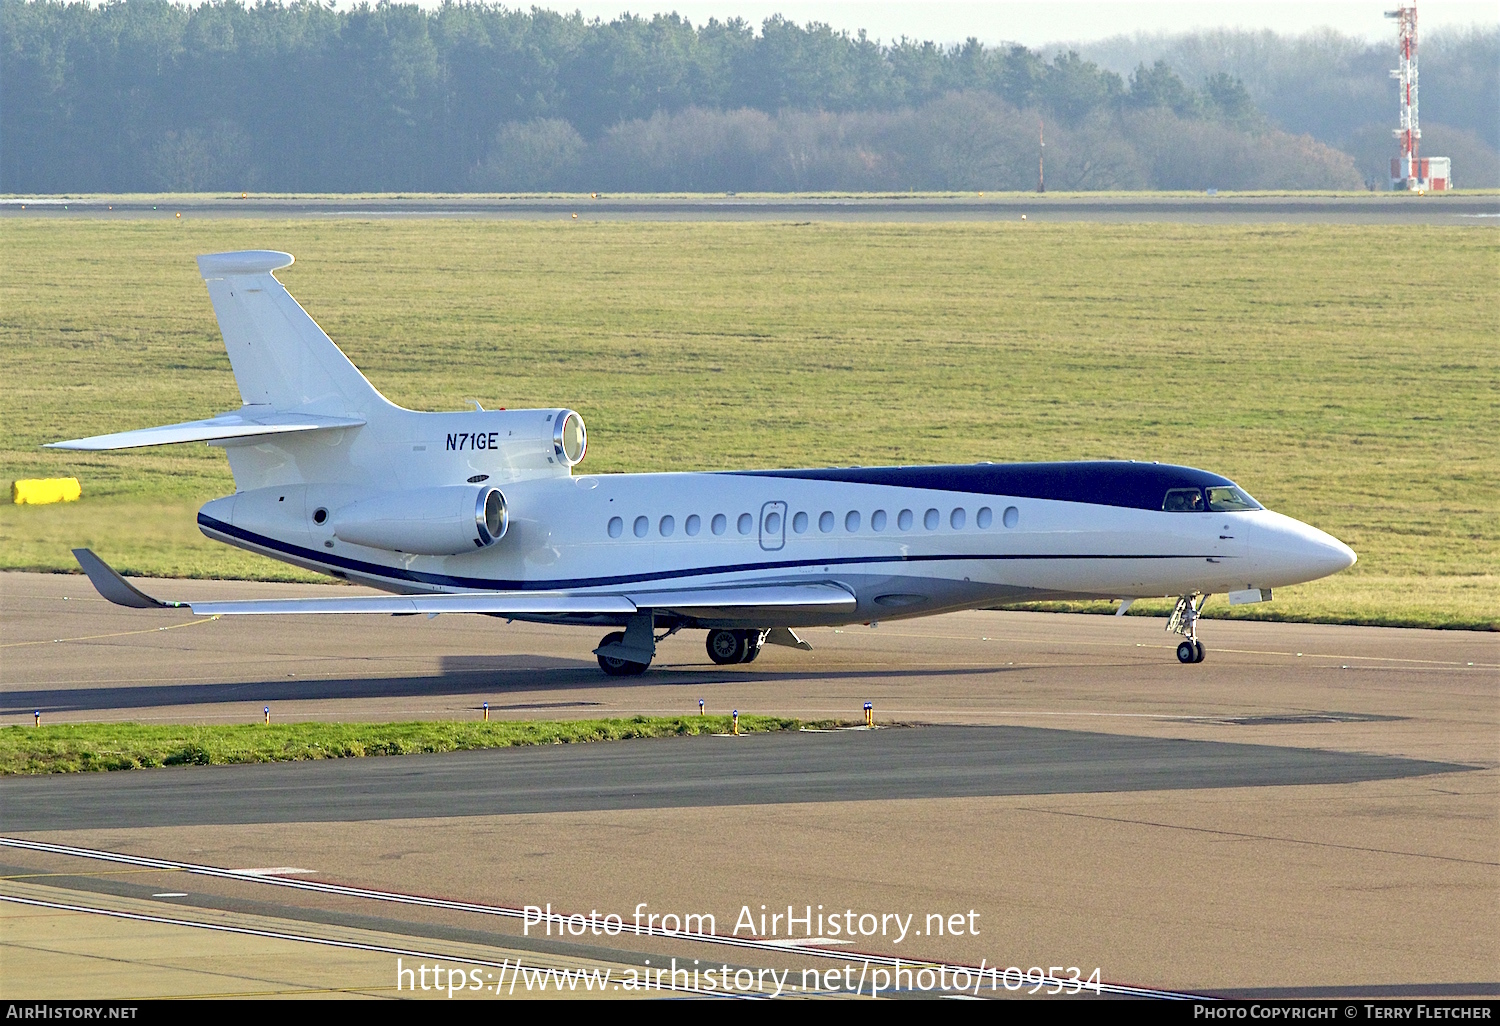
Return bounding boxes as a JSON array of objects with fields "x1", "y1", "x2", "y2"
[{"x1": 199, "y1": 514, "x2": 1216, "y2": 592}]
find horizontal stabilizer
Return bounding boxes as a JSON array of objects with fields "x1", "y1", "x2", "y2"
[
  {"x1": 47, "y1": 407, "x2": 365, "y2": 451},
  {"x1": 71, "y1": 550, "x2": 856, "y2": 619}
]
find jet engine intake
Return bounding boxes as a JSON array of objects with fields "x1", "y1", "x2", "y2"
[{"x1": 332, "y1": 485, "x2": 508, "y2": 555}]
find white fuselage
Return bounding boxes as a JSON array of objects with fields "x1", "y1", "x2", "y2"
[{"x1": 195, "y1": 408, "x2": 1356, "y2": 630}]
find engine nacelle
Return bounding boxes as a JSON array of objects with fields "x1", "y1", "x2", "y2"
[{"x1": 332, "y1": 486, "x2": 507, "y2": 555}]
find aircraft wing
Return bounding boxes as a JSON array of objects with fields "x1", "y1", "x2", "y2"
[
  {"x1": 47, "y1": 407, "x2": 365, "y2": 451},
  {"x1": 71, "y1": 549, "x2": 856, "y2": 617}
]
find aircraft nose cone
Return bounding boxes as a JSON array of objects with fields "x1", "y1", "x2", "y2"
[
  {"x1": 1252, "y1": 512, "x2": 1356, "y2": 584},
  {"x1": 1325, "y1": 534, "x2": 1358, "y2": 573}
]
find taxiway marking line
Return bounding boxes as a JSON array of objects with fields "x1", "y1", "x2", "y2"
[
  {"x1": 1, "y1": 868, "x2": 187, "y2": 880},
  {"x1": 0, "y1": 836, "x2": 1201, "y2": 1000},
  {"x1": 1021, "y1": 809, "x2": 1500, "y2": 867},
  {"x1": 0, "y1": 616, "x2": 221, "y2": 649},
  {"x1": 1, "y1": 892, "x2": 520, "y2": 970},
  {"x1": 868, "y1": 629, "x2": 1498, "y2": 667}
]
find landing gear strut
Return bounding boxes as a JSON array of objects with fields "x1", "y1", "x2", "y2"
[
  {"x1": 1167, "y1": 593, "x2": 1207, "y2": 663},
  {"x1": 706, "y1": 629, "x2": 766, "y2": 665},
  {"x1": 597, "y1": 631, "x2": 648, "y2": 675},
  {"x1": 595, "y1": 612, "x2": 656, "y2": 675}
]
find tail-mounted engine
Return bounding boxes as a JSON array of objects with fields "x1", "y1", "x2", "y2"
[{"x1": 332, "y1": 485, "x2": 508, "y2": 555}]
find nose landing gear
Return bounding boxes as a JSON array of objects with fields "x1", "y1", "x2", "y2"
[
  {"x1": 1176, "y1": 639, "x2": 1205, "y2": 664},
  {"x1": 1168, "y1": 593, "x2": 1207, "y2": 663}
]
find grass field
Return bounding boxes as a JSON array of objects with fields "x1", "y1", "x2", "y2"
[
  {"x1": 0, "y1": 716, "x2": 815, "y2": 774},
  {"x1": 2, "y1": 218, "x2": 1495, "y2": 628}
]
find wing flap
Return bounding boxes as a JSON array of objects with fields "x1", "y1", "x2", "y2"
[
  {"x1": 626, "y1": 583, "x2": 856, "y2": 614},
  {"x1": 47, "y1": 407, "x2": 365, "y2": 451}
]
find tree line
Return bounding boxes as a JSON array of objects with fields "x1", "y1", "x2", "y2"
[
  {"x1": 2, "y1": 0, "x2": 1370, "y2": 192},
  {"x1": 1079, "y1": 26, "x2": 1499, "y2": 187}
]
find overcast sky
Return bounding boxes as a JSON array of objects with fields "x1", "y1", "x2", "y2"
[{"x1": 391, "y1": 2, "x2": 1495, "y2": 45}]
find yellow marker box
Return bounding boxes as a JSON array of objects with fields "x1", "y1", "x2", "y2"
[{"x1": 12, "y1": 477, "x2": 82, "y2": 505}]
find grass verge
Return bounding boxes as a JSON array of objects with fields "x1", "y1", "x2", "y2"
[
  {"x1": 0, "y1": 716, "x2": 826, "y2": 775},
  {"x1": 3, "y1": 219, "x2": 1496, "y2": 625}
]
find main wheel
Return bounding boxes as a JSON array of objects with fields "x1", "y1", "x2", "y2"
[
  {"x1": 1193, "y1": 640, "x2": 1206, "y2": 663},
  {"x1": 740, "y1": 630, "x2": 766, "y2": 663},
  {"x1": 706, "y1": 629, "x2": 749, "y2": 665},
  {"x1": 598, "y1": 631, "x2": 649, "y2": 676},
  {"x1": 1176, "y1": 640, "x2": 1198, "y2": 664}
]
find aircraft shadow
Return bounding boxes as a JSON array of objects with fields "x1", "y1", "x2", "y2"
[{"x1": 7, "y1": 656, "x2": 1025, "y2": 715}]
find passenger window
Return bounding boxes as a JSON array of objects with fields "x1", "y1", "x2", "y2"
[
  {"x1": 659, "y1": 515, "x2": 674, "y2": 536},
  {"x1": 950, "y1": 508, "x2": 966, "y2": 529},
  {"x1": 819, "y1": 511, "x2": 835, "y2": 533},
  {"x1": 608, "y1": 516, "x2": 623, "y2": 538},
  {"x1": 685, "y1": 514, "x2": 701, "y2": 536},
  {"x1": 976, "y1": 507, "x2": 993, "y2": 528},
  {"x1": 633, "y1": 516, "x2": 649, "y2": 537},
  {"x1": 1206, "y1": 486, "x2": 1262, "y2": 511},
  {"x1": 737, "y1": 513, "x2": 753, "y2": 535},
  {"x1": 898, "y1": 509, "x2": 914, "y2": 531},
  {"x1": 793, "y1": 511, "x2": 809, "y2": 533},
  {"x1": 1162, "y1": 488, "x2": 1205, "y2": 512},
  {"x1": 711, "y1": 513, "x2": 727, "y2": 535},
  {"x1": 923, "y1": 508, "x2": 940, "y2": 530},
  {"x1": 870, "y1": 510, "x2": 887, "y2": 531},
  {"x1": 845, "y1": 511, "x2": 860, "y2": 532}
]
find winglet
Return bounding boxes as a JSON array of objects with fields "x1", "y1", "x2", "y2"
[{"x1": 71, "y1": 549, "x2": 182, "y2": 609}]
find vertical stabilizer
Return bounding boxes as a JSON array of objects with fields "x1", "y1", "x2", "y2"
[{"x1": 196, "y1": 251, "x2": 390, "y2": 415}]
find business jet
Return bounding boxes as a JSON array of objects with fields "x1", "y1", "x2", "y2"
[{"x1": 52, "y1": 251, "x2": 1356, "y2": 673}]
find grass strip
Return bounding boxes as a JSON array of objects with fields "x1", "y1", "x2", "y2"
[
  {"x1": 4, "y1": 219, "x2": 1496, "y2": 625},
  {"x1": 0, "y1": 716, "x2": 829, "y2": 776}
]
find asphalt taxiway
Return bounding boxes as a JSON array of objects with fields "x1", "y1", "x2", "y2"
[{"x1": 1, "y1": 571, "x2": 1496, "y2": 998}]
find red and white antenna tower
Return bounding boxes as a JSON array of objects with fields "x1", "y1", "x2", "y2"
[{"x1": 1386, "y1": 5, "x2": 1420, "y2": 189}]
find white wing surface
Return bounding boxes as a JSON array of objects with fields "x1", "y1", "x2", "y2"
[{"x1": 71, "y1": 550, "x2": 855, "y2": 618}]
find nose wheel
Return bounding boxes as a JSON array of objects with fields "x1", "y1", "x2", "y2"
[
  {"x1": 1176, "y1": 639, "x2": 1205, "y2": 664},
  {"x1": 1167, "y1": 594, "x2": 1208, "y2": 663}
]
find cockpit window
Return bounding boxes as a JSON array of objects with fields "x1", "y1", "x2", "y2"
[
  {"x1": 1206, "y1": 485, "x2": 1262, "y2": 511},
  {"x1": 1162, "y1": 488, "x2": 1205, "y2": 512}
]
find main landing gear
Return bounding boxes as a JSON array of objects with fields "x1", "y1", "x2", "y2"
[
  {"x1": 1168, "y1": 593, "x2": 1207, "y2": 663},
  {"x1": 706, "y1": 629, "x2": 766, "y2": 665},
  {"x1": 595, "y1": 613, "x2": 660, "y2": 676},
  {"x1": 596, "y1": 631, "x2": 648, "y2": 676}
]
